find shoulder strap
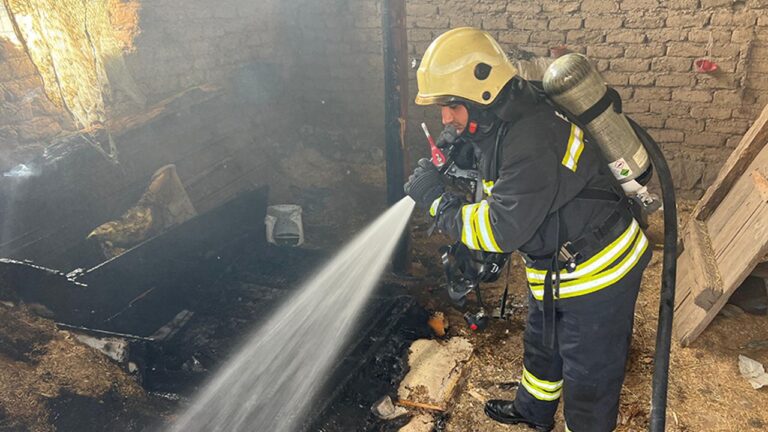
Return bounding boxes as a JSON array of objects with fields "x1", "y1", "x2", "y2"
[{"x1": 576, "y1": 87, "x2": 623, "y2": 125}]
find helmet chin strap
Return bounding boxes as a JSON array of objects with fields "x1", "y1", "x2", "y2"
[{"x1": 462, "y1": 103, "x2": 501, "y2": 142}]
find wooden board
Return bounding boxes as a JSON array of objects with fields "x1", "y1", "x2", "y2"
[
  {"x1": 681, "y1": 220, "x2": 723, "y2": 310},
  {"x1": 692, "y1": 103, "x2": 768, "y2": 221},
  {"x1": 674, "y1": 122, "x2": 768, "y2": 346}
]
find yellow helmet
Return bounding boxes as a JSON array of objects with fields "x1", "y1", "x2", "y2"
[{"x1": 415, "y1": 27, "x2": 518, "y2": 106}]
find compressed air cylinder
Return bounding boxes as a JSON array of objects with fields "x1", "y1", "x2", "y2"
[{"x1": 543, "y1": 54, "x2": 651, "y2": 193}]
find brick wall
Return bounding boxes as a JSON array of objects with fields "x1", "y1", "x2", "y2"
[
  {"x1": 124, "y1": 0, "x2": 282, "y2": 102},
  {"x1": 405, "y1": 0, "x2": 768, "y2": 199},
  {"x1": 273, "y1": 0, "x2": 387, "y2": 165}
]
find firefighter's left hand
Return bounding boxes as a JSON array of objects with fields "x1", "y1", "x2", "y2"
[{"x1": 404, "y1": 158, "x2": 444, "y2": 208}]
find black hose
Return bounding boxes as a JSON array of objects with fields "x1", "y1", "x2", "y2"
[{"x1": 627, "y1": 118, "x2": 678, "y2": 432}]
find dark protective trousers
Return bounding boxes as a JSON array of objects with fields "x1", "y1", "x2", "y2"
[{"x1": 513, "y1": 247, "x2": 652, "y2": 432}]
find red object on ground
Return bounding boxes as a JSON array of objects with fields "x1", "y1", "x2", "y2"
[{"x1": 694, "y1": 58, "x2": 719, "y2": 73}]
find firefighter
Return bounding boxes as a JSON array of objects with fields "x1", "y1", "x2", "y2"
[{"x1": 404, "y1": 28, "x2": 652, "y2": 432}]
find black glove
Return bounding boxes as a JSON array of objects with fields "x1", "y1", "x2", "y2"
[{"x1": 404, "y1": 158, "x2": 444, "y2": 208}]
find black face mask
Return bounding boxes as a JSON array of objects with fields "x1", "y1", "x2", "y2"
[{"x1": 437, "y1": 124, "x2": 475, "y2": 170}]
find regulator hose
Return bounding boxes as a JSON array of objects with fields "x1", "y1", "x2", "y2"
[{"x1": 627, "y1": 117, "x2": 677, "y2": 432}]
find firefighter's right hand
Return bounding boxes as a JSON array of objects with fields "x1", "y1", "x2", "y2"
[{"x1": 404, "y1": 158, "x2": 444, "y2": 208}]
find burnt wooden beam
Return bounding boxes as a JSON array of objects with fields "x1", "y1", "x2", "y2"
[{"x1": 381, "y1": 0, "x2": 410, "y2": 274}]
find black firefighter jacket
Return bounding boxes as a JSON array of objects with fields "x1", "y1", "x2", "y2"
[{"x1": 432, "y1": 104, "x2": 650, "y2": 303}]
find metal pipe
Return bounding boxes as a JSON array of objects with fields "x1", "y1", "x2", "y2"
[
  {"x1": 381, "y1": 0, "x2": 410, "y2": 274},
  {"x1": 628, "y1": 118, "x2": 678, "y2": 432}
]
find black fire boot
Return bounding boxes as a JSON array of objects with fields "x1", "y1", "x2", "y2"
[{"x1": 484, "y1": 399, "x2": 554, "y2": 432}]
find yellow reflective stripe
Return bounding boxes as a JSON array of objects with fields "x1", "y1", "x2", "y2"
[
  {"x1": 521, "y1": 373, "x2": 562, "y2": 401},
  {"x1": 474, "y1": 201, "x2": 503, "y2": 253},
  {"x1": 530, "y1": 231, "x2": 648, "y2": 300},
  {"x1": 461, "y1": 204, "x2": 481, "y2": 250},
  {"x1": 482, "y1": 180, "x2": 495, "y2": 196},
  {"x1": 561, "y1": 124, "x2": 584, "y2": 172},
  {"x1": 429, "y1": 196, "x2": 442, "y2": 217},
  {"x1": 523, "y1": 367, "x2": 562, "y2": 392},
  {"x1": 526, "y1": 220, "x2": 640, "y2": 282},
  {"x1": 565, "y1": 424, "x2": 574, "y2": 432}
]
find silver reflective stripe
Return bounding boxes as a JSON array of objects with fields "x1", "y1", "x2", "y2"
[
  {"x1": 529, "y1": 231, "x2": 648, "y2": 300},
  {"x1": 461, "y1": 204, "x2": 479, "y2": 250},
  {"x1": 526, "y1": 220, "x2": 640, "y2": 282},
  {"x1": 475, "y1": 201, "x2": 503, "y2": 253},
  {"x1": 562, "y1": 124, "x2": 584, "y2": 172}
]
